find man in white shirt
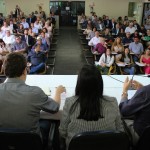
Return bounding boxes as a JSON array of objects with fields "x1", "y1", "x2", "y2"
[
  {"x1": 1, "y1": 21, "x2": 13, "y2": 35},
  {"x1": 88, "y1": 31, "x2": 101, "y2": 48},
  {"x1": 3, "y1": 30, "x2": 15, "y2": 45},
  {"x1": 34, "y1": 20, "x2": 42, "y2": 30},
  {"x1": 125, "y1": 22, "x2": 136, "y2": 34}
]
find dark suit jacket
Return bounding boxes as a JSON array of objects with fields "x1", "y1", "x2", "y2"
[
  {"x1": 104, "y1": 19, "x2": 112, "y2": 29},
  {"x1": 26, "y1": 16, "x2": 36, "y2": 25},
  {"x1": 21, "y1": 35, "x2": 35, "y2": 49}
]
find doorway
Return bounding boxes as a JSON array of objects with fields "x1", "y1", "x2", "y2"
[{"x1": 50, "y1": 1, "x2": 85, "y2": 26}]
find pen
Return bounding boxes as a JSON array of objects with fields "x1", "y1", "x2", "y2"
[{"x1": 131, "y1": 75, "x2": 134, "y2": 88}]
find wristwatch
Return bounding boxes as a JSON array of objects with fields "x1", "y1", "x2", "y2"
[{"x1": 122, "y1": 91, "x2": 128, "y2": 97}]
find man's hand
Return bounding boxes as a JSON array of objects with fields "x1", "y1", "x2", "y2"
[{"x1": 123, "y1": 77, "x2": 132, "y2": 92}]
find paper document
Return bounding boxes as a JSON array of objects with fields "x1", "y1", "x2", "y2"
[
  {"x1": 135, "y1": 62, "x2": 146, "y2": 67},
  {"x1": 41, "y1": 87, "x2": 51, "y2": 96},
  {"x1": 128, "y1": 90, "x2": 136, "y2": 99}
]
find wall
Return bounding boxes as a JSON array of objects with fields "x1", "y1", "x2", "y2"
[
  {"x1": 4, "y1": 0, "x2": 129, "y2": 18},
  {"x1": 4, "y1": 0, "x2": 49, "y2": 17},
  {"x1": 85, "y1": 0, "x2": 129, "y2": 19},
  {"x1": 0, "y1": 0, "x2": 6, "y2": 16},
  {"x1": 3, "y1": 0, "x2": 144, "y2": 21}
]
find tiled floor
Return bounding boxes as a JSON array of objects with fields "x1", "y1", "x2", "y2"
[{"x1": 53, "y1": 26, "x2": 86, "y2": 75}]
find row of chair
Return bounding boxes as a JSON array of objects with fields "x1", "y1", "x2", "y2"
[
  {"x1": 0, "y1": 126, "x2": 149, "y2": 150},
  {"x1": 37, "y1": 28, "x2": 59, "y2": 75}
]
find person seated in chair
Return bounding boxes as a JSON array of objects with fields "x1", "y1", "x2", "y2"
[
  {"x1": 11, "y1": 36, "x2": 28, "y2": 57},
  {"x1": 0, "y1": 52, "x2": 65, "y2": 149},
  {"x1": 93, "y1": 37, "x2": 107, "y2": 54},
  {"x1": 119, "y1": 77, "x2": 150, "y2": 146},
  {"x1": 140, "y1": 48, "x2": 150, "y2": 74},
  {"x1": 98, "y1": 48, "x2": 115, "y2": 74},
  {"x1": 28, "y1": 44, "x2": 47, "y2": 74},
  {"x1": 59, "y1": 65, "x2": 124, "y2": 149},
  {"x1": 116, "y1": 47, "x2": 135, "y2": 75}
]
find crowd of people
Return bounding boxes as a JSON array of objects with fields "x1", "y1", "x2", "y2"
[
  {"x1": 79, "y1": 12, "x2": 150, "y2": 75},
  {"x1": 0, "y1": 5, "x2": 56, "y2": 74},
  {"x1": 0, "y1": 4, "x2": 150, "y2": 150}
]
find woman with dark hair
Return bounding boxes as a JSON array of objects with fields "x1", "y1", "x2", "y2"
[
  {"x1": 59, "y1": 65, "x2": 124, "y2": 149},
  {"x1": 0, "y1": 39, "x2": 11, "y2": 73},
  {"x1": 116, "y1": 47, "x2": 135, "y2": 75}
]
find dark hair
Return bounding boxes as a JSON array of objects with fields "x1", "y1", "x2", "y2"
[
  {"x1": 4, "y1": 53, "x2": 27, "y2": 78},
  {"x1": 43, "y1": 27, "x2": 48, "y2": 33},
  {"x1": 121, "y1": 48, "x2": 131, "y2": 63},
  {"x1": 71, "y1": 65, "x2": 104, "y2": 121},
  {"x1": 0, "y1": 39, "x2": 6, "y2": 47}
]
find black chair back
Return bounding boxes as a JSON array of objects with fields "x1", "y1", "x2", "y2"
[
  {"x1": 0, "y1": 129, "x2": 43, "y2": 150},
  {"x1": 68, "y1": 130, "x2": 130, "y2": 150},
  {"x1": 136, "y1": 126, "x2": 150, "y2": 150}
]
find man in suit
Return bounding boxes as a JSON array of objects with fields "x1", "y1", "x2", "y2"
[
  {"x1": 104, "y1": 16, "x2": 112, "y2": 29},
  {"x1": 0, "y1": 52, "x2": 65, "y2": 148},
  {"x1": 9, "y1": 19, "x2": 18, "y2": 33},
  {"x1": 119, "y1": 77, "x2": 150, "y2": 145},
  {"x1": 14, "y1": 5, "x2": 21, "y2": 18},
  {"x1": 26, "y1": 14, "x2": 36, "y2": 26},
  {"x1": 21, "y1": 28, "x2": 35, "y2": 52}
]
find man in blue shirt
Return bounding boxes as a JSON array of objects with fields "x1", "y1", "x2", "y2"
[{"x1": 28, "y1": 44, "x2": 46, "y2": 74}]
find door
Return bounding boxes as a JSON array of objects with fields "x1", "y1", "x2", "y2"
[{"x1": 50, "y1": 1, "x2": 85, "y2": 26}]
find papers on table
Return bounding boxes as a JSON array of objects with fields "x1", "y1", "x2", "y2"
[
  {"x1": 111, "y1": 51, "x2": 117, "y2": 55},
  {"x1": 116, "y1": 63, "x2": 129, "y2": 67},
  {"x1": 135, "y1": 62, "x2": 146, "y2": 67},
  {"x1": 128, "y1": 90, "x2": 136, "y2": 99},
  {"x1": 41, "y1": 87, "x2": 51, "y2": 96}
]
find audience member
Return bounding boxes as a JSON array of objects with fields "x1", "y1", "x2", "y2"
[
  {"x1": 28, "y1": 44, "x2": 46, "y2": 74},
  {"x1": 14, "y1": 5, "x2": 21, "y2": 18},
  {"x1": 3, "y1": 30, "x2": 15, "y2": 46},
  {"x1": 122, "y1": 32, "x2": 133, "y2": 46},
  {"x1": 11, "y1": 36, "x2": 28, "y2": 56},
  {"x1": 116, "y1": 47, "x2": 135, "y2": 75},
  {"x1": 17, "y1": 23, "x2": 24, "y2": 35},
  {"x1": 111, "y1": 37, "x2": 124, "y2": 58},
  {"x1": 140, "y1": 48, "x2": 150, "y2": 74},
  {"x1": 59, "y1": 65, "x2": 124, "y2": 149},
  {"x1": 88, "y1": 31, "x2": 101, "y2": 48},
  {"x1": 21, "y1": 17, "x2": 29, "y2": 29},
  {"x1": 93, "y1": 37, "x2": 107, "y2": 55},
  {"x1": 98, "y1": 48, "x2": 114, "y2": 74},
  {"x1": 0, "y1": 39, "x2": 11, "y2": 73},
  {"x1": 21, "y1": 28, "x2": 35, "y2": 51},
  {"x1": 88, "y1": 27, "x2": 97, "y2": 40},
  {"x1": 1, "y1": 21, "x2": 13, "y2": 35},
  {"x1": 125, "y1": 22, "x2": 136, "y2": 35},
  {"x1": 129, "y1": 37, "x2": 144, "y2": 62}
]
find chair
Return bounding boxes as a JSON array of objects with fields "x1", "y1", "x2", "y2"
[
  {"x1": 135, "y1": 126, "x2": 150, "y2": 150},
  {"x1": 0, "y1": 129, "x2": 43, "y2": 150},
  {"x1": 68, "y1": 130, "x2": 130, "y2": 150}
]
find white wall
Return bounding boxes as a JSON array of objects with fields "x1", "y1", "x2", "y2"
[
  {"x1": 3, "y1": 0, "x2": 144, "y2": 23},
  {"x1": 5, "y1": 0, "x2": 49, "y2": 17},
  {"x1": 0, "y1": 0, "x2": 6, "y2": 16}
]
